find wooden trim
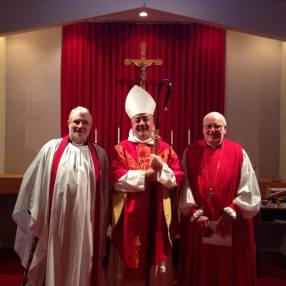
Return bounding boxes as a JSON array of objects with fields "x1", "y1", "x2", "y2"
[{"x1": 0, "y1": 175, "x2": 23, "y2": 194}]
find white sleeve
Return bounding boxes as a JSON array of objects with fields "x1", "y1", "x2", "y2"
[
  {"x1": 178, "y1": 149, "x2": 198, "y2": 215},
  {"x1": 12, "y1": 139, "x2": 59, "y2": 268},
  {"x1": 157, "y1": 162, "x2": 177, "y2": 190},
  {"x1": 114, "y1": 163, "x2": 178, "y2": 192},
  {"x1": 114, "y1": 170, "x2": 146, "y2": 192},
  {"x1": 233, "y1": 150, "x2": 261, "y2": 219},
  {"x1": 13, "y1": 139, "x2": 58, "y2": 231}
]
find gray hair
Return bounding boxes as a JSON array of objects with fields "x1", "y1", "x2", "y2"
[
  {"x1": 68, "y1": 106, "x2": 92, "y2": 121},
  {"x1": 203, "y1": 111, "x2": 226, "y2": 126}
]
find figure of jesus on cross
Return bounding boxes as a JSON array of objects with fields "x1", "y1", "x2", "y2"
[{"x1": 124, "y1": 42, "x2": 163, "y2": 89}]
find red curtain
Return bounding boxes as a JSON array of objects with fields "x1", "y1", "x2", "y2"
[{"x1": 61, "y1": 23, "x2": 225, "y2": 157}]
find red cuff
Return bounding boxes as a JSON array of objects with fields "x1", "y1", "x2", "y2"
[
  {"x1": 188, "y1": 207, "x2": 198, "y2": 216},
  {"x1": 228, "y1": 203, "x2": 240, "y2": 215}
]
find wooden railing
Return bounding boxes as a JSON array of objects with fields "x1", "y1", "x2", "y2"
[{"x1": 0, "y1": 174, "x2": 23, "y2": 194}]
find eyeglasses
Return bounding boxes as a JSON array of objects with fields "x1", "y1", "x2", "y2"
[
  {"x1": 132, "y1": 115, "x2": 153, "y2": 124},
  {"x1": 204, "y1": 124, "x2": 225, "y2": 131}
]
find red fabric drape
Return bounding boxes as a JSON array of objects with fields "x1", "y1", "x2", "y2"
[{"x1": 61, "y1": 23, "x2": 225, "y2": 157}]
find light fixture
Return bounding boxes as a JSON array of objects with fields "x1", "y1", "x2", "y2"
[
  {"x1": 139, "y1": 11, "x2": 148, "y2": 17},
  {"x1": 139, "y1": 2, "x2": 148, "y2": 17}
]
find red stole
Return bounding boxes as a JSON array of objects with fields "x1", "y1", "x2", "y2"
[
  {"x1": 49, "y1": 136, "x2": 101, "y2": 285},
  {"x1": 111, "y1": 140, "x2": 172, "y2": 280},
  {"x1": 186, "y1": 139, "x2": 242, "y2": 219}
]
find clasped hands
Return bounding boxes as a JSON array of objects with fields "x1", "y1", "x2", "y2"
[
  {"x1": 195, "y1": 212, "x2": 235, "y2": 238},
  {"x1": 145, "y1": 154, "x2": 164, "y2": 182}
]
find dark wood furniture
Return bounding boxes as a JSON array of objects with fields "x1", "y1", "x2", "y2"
[{"x1": 256, "y1": 179, "x2": 286, "y2": 276}]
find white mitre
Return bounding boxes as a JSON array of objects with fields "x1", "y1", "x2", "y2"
[{"x1": 125, "y1": 85, "x2": 156, "y2": 119}]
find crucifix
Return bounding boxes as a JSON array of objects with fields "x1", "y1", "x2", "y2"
[{"x1": 124, "y1": 41, "x2": 163, "y2": 89}]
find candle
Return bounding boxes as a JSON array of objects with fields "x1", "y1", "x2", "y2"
[
  {"x1": 117, "y1": 127, "x2": 120, "y2": 144},
  {"x1": 188, "y1": 129, "x2": 190, "y2": 145},
  {"x1": 171, "y1": 129, "x2": 173, "y2": 145},
  {"x1": 94, "y1": 128, "x2": 97, "y2": 143}
]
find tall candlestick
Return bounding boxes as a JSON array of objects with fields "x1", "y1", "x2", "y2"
[
  {"x1": 188, "y1": 129, "x2": 190, "y2": 145},
  {"x1": 94, "y1": 128, "x2": 97, "y2": 143},
  {"x1": 117, "y1": 127, "x2": 120, "y2": 144},
  {"x1": 171, "y1": 129, "x2": 173, "y2": 145}
]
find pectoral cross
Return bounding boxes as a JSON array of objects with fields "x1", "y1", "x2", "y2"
[{"x1": 124, "y1": 42, "x2": 163, "y2": 89}]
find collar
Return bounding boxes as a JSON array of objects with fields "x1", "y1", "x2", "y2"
[
  {"x1": 127, "y1": 129, "x2": 154, "y2": 145},
  {"x1": 69, "y1": 138, "x2": 88, "y2": 146},
  {"x1": 205, "y1": 140, "x2": 223, "y2": 149}
]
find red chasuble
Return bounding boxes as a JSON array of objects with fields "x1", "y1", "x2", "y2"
[
  {"x1": 179, "y1": 139, "x2": 257, "y2": 286},
  {"x1": 110, "y1": 139, "x2": 183, "y2": 280}
]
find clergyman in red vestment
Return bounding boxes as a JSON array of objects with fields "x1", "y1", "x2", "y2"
[
  {"x1": 179, "y1": 111, "x2": 261, "y2": 286},
  {"x1": 109, "y1": 85, "x2": 184, "y2": 286}
]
